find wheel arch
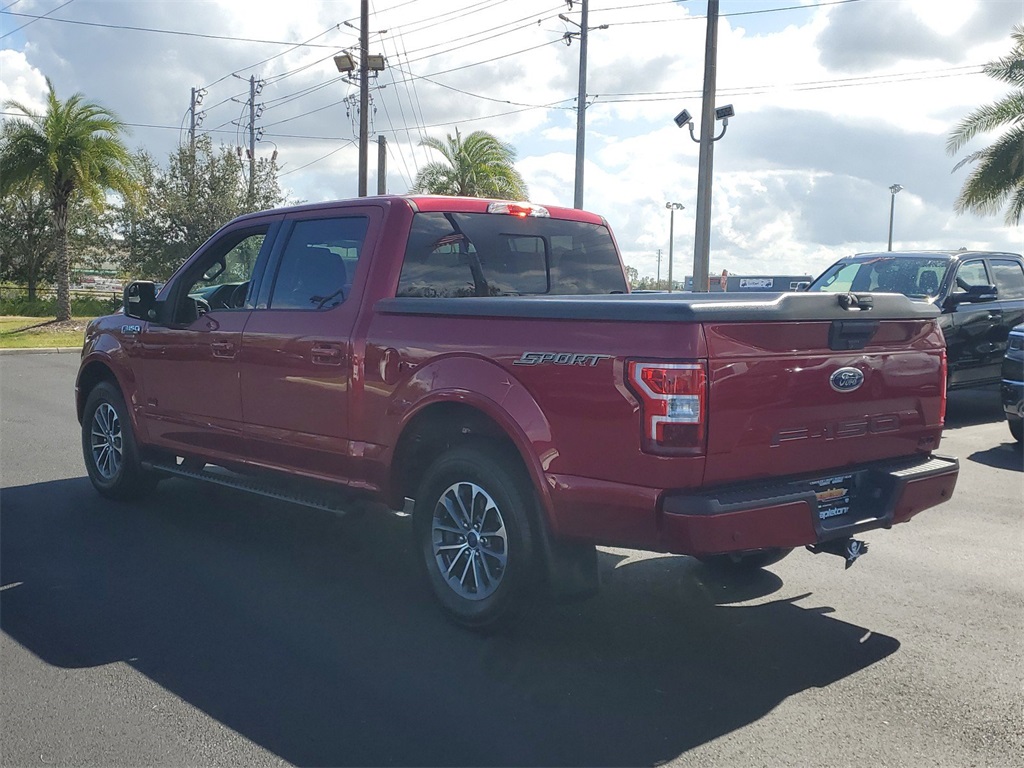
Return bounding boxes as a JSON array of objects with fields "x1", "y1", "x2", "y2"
[
  {"x1": 76, "y1": 354, "x2": 139, "y2": 432},
  {"x1": 76, "y1": 360, "x2": 120, "y2": 422},
  {"x1": 390, "y1": 397, "x2": 556, "y2": 526}
]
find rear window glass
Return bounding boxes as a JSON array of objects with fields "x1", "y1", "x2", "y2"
[{"x1": 396, "y1": 212, "x2": 627, "y2": 297}]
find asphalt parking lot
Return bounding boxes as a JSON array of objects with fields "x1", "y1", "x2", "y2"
[{"x1": 1, "y1": 354, "x2": 1021, "y2": 767}]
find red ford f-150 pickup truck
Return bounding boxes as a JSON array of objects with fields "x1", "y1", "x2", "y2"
[{"x1": 77, "y1": 196, "x2": 959, "y2": 630}]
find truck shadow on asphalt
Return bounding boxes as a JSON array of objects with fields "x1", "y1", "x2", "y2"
[{"x1": 1, "y1": 478, "x2": 899, "y2": 767}]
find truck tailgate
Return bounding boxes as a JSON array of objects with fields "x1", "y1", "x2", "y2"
[{"x1": 702, "y1": 318, "x2": 945, "y2": 485}]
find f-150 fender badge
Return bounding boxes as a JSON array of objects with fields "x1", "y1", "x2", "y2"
[
  {"x1": 121, "y1": 324, "x2": 142, "y2": 335},
  {"x1": 514, "y1": 351, "x2": 613, "y2": 367},
  {"x1": 830, "y1": 367, "x2": 864, "y2": 392}
]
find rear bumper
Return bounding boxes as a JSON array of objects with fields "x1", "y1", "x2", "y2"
[{"x1": 658, "y1": 454, "x2": 959, "y2": 556}]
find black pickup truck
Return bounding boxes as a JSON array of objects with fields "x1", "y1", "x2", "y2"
[{"x1": 806, "y1": 251, "x2": 1024, "y2": 390}]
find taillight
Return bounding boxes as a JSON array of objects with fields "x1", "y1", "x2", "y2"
[
  {"x1": 627, "y1": 361, "x2": 707, "y2": 455},
  {"x1": 939, "y1": 348, "x2": 948, "y2": 426}
]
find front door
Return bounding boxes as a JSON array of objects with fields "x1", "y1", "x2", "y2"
[{"x1": 138, "y1": 224, "x2": 276, "y2": 461}]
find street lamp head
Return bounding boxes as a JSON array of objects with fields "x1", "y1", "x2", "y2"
[
  {"x1": 666, "y1": 202, "x2": 685, "y2": 211},
  {"x1": 673, "y1": 109, "x2": 692, "y2": 128},
  {"x1": 714, "y1": 104, "x2": 735, "y2": 120},
  {"x1": 889, "y1": 184, "x2": 903, "y2": 195}
]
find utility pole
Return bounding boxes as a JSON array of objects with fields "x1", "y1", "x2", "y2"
[
  {"x1": 249, "y1": 75, "x2": 257, "y2": 205},
  {"x1": 189, "y1": 87, "x2": 198, "y2": 153},
  {"x1": 358, "y1": 0, "x2": 370, "y2": 197},
  {"x1": 657, "y1": 248, "x2": 662, "y2": 285},
  {"x1": 692, "y1": 0, "x2": 720, "y2": 293},
  {"x1": 560, "y1": 1, "x2": 607, "y2": 210},
  {"x1": 573, "y1": 0, "x2": 588, "y2": 210},
  {"x1": 377, "y1": 135, "x2": 387, "y2": 195}
]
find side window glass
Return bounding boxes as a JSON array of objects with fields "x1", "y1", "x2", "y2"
[
  {"x1": 990, "y1": 259, "x2": 1024, "y2": 300},
  {"x1": 953, "y1": 261, "x2": 989, "y2": 294},
  {"x1": 182, "y1": 229, "x2": 268, "y2": 320},
  {"x1": 268, "y1": 217, "x2": 369, "y2": 310}
]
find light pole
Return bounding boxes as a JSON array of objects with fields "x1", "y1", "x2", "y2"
[
  {"x1": 673, "y1": 0, "x2": 734, "y2": 293},
  {"x1": 887, "y1": 183, "x2": 903, "y2": 251},
  {"x1": 560, "y1": 2, "x2": 607, "y2": 210},
  {"x1": 666, "y1": 202, "x2": 685, "y2": 292}
]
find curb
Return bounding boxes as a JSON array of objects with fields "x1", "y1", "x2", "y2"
[{"x1": 0, "y1": 347, "x2": 82, "y2": 356}]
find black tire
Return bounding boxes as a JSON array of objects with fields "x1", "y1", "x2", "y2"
[
  {"x1": 696, "y1": 547, "x2": 793, "y2": 572},
  {"x1": 413, "y1": 442, "x2": 538, "y2": 632},
  {"x1": 1009, "y1": 418, "x2": 1023, "y2": 444},
  {"x1": 82, "y1": 381, "x2": 158, "y2": 500}
]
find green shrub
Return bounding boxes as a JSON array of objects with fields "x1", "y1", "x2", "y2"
[{"x1": 0, "y1": 293, "x2": 120, "y2": 317}]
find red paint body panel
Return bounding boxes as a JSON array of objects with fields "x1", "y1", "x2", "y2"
[{"x1": 77, "y1": 195, "x2": 959, "y2": 559}]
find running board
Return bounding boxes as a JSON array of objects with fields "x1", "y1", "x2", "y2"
[{"x1": 143, "y1": 460, "x2": 363, "y2": 516}]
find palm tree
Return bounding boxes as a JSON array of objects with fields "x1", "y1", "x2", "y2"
[
  {"x1": 0, "y1": 78, "x2": 138, "y2": 321},
  {"x1": 946, "y1": 25, "x2": 1024, "y2": 226},
  {"x1": 412, "y1": 129, "x2": 528, "y2": 200}
]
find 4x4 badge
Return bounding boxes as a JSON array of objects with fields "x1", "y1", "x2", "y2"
[{"x1": 830, "y1": 367, "x2": 864, "y2": 392}]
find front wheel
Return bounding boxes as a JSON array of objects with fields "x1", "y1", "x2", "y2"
[
  {"x1": 82, "y1": 381, "x2": 158, "y2": 500},
  {"x1": 413, "y1": 443, "x2": 538, "y2": 632},
  {"x1": 696, "y1": 547, "x2": 793, "y2": 572},
  {"x1": 1008, "y1": 417, "x2": 1022, "y2": 444}
]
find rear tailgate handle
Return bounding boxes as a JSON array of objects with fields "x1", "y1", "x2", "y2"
[
  {"x1": 829, "y1": 319, "x2": 880, "y2": 350},
  {"x1": 311, "y1": 344, "x2": 344, "y2": 366}
]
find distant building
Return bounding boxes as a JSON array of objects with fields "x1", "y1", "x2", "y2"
[{"x1": 683, "y1": 274, "x2": 812, "y2": 292}]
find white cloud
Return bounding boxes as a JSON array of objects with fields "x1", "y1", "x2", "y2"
[
  {"x1": 1, "y1": 0, "x2": 1019, "y2": 282},
  {"x1": 0, "y1": 49, "x2": 46, "y2": 111}
]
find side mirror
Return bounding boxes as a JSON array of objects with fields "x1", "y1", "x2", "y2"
[
  {"x1": 123, "y1": 281, "x2": 157, "y2": 320},
  {"x1": 947, "y1": 283, "x2": 998, "y2": 307}
]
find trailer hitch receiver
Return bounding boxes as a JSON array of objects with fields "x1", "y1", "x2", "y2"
[{"x1": 807, "y1": 537, "x2": 868, "y2": 570}]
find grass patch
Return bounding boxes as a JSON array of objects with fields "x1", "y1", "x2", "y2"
[{"x1": 0, "y1": 316, "x2": 92, "y2": 349}]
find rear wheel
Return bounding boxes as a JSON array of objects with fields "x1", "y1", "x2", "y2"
[
  {"x1": 1009, "y1": 417, "x2": 1023, "y2": 444},
  {"x1": 696, "y1": 547, "x2": 793, "y2": 572},
  {"x1": 82, "y1": 381, "x2": 158, "y2": 500},
  {"x1": 413, "y1": 443, "x2": 538, "y2": 631}
]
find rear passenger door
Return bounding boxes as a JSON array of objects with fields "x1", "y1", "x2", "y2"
[
  {"x1": 945, "y1": 259, "x2": 1000, "y2": 387},
  {"x1": 238, "y1": 208, "x2": 379, "y2": 480},
  {"x1": 988, "y1": 257, "x2": 1024, "y2": 359}
]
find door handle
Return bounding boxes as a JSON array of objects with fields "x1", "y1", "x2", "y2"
[
  {"x1": 311, "y1": 344, "x2": 344, "y2": 366},
  {"x1": 211, "y1": 341, "x2": 236, "y2": 359}
]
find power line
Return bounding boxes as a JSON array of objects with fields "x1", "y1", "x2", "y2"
[
  {"x1": 0, "y1": 0, "x2": 74, "y2": 39},
  {"x1": 278, "y1": 141, "x2": 356, "y2": 178},
  {"x1": 0, "y1": 9, "x2": 343, "y2": 47}
]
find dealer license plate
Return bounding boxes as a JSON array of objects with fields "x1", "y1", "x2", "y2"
[{"x1": 808, "y1": 474, "x2": 855, "y2": 521}]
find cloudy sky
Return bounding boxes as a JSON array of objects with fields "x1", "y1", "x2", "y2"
[{"x1": 1, "y1": 0, "x2": 1021, "y2": 281}]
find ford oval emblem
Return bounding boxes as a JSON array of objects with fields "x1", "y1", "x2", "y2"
[{"x1": 830, "y1": 367, "x2": 864, "y2": 393}]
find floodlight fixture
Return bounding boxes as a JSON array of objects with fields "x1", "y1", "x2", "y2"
[
  {"x1": 714, "y1": 104, "x2": 735, "y2": 120},
  {"x1": 674, "y1": 109, "x2": 692, "y2": 128},
  {"x1": 889, "y1": 183, "x2": 903, "y2": 195},
  {"x1": 367, "y1": 54, "x2": 386, "y2": 72},
  {"x1": 334, "y1": 53, "x2": 355, "y2": 73}
]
